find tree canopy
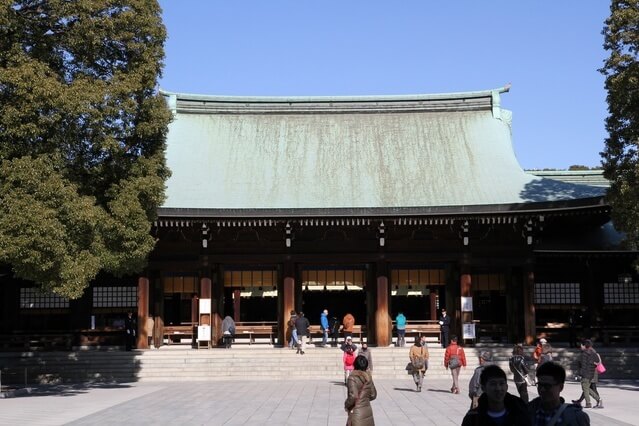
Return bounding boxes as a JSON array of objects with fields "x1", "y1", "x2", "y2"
[
  {"x1": 600, "y1": 0, "x2": 639, "y2": 267},
  {"x1": 0, "y1": 0, "x2": 171, "y2": 298}
]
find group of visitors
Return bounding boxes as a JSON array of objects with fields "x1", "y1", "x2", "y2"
[
  {"x1": 342, "y1": 332, "x2": 602, "y2": 426},
  {"x1": 287, "y1": 308, "x2": 357, "y2": 351},
  {"x1": 394, "y1": 308, "x2": 451, "y2": 348},
  {"x1": 461, "y1": 360, "x2": 592, "y2": 426},
  {"x1": 458, "y1": 337, "x2": 605, "y2": 425}
]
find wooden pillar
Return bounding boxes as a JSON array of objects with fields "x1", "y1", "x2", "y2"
[
  {"x1": 282, "y1": 276, "x2": 295, "y2": 345},
  {"x1": 200, "y1": 277, "x2": 211, "y2": 299},
  {"x1": 137, "y1": 276, "x2": 149, "y2": 349},
  {"x1": 523, "y1": 265, "x2": 536, "y2": 345},
  {"x1": 152, "y1": 275, "x2": 164, "y2": 348},
  {"x1": 233, "y1": 289, "x2": 241, "y2": 323},
  {"x1": 375, "y1": 276, "x2": 391, "y2": 346}
]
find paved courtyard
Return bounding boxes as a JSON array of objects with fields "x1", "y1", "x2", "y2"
[{"x1": 1, "y1": 378, "x2": 637, "y2": 425}]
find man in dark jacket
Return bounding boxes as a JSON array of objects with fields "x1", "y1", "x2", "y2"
[
  {"x1": 509, "y1": 344, "x2": 529, "y2": 403},
  {"x1": 462, "y1": 365, "x2": 531, "y2": 426},
  {"x1": 576, "y1": 339, "x2": 602, "y2": 409},
  {"x1": 124, "y1": 311, "x2": 136, "y2": 351},
  {"x1": 438, "y1": 308, "x2": 451, "y2": 348},
  {"x1": 528, "y1": 361, "x2": 590, "y2": 425},
  {"x1": 294, "y1": 311, "x2": 310, "y2": 355}
]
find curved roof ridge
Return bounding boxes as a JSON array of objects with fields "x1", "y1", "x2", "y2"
[{"x1": 159, "y1": 84, "x2": 511, "y2": 104}]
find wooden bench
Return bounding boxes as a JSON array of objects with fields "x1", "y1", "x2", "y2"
[
  {"x1": 163, "y1": 325, "x2": 195, "y2": 345},
  {"x1": 307, "y1": 325, "x2": 364, "y2": 344},
  {"x1": 0, "y1": 332, "x2": 74, "y2": 351},
  {"x1": 397, "y1": 321, "x2": 441, "y2": 344},
  {"x1": 602, "y1": 326, "x2": 639, "y2": 345},
  {"x1": 78, "y1": 328, "x2": 123, "y2": 347},
  {"x1": 234, "y1": 323, "x2": 277, "y2": 345}
]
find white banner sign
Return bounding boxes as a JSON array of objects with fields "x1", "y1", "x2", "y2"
[
  {"x1": 462, "y1": 323, "x2": 476, "y2": 339},
  {"x1": 461, "y1": 296, "x2": 473, "y2": 312}
]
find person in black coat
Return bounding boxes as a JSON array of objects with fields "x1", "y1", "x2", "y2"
[
  {"x1": 462, "y1": 365, "x2": 531, "y2": 426},
  {"x1": 439, "y1": 308, "x2": 451, "y2": 348},
  {"x1": 294, "y1": 311, "x2": 310, "y2": 355},
  {"x1": 508, "y1": 344, "x2": 529, "y2": 403},
  {"x1": 576, "y1": 339, "x2": 602, "y2": 408},
  {"x1": 124, "y1": 311, "x2": 136, "y2": 351}
]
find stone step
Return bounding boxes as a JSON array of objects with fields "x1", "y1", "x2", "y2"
[{"x1": 2, "y1": 345, "x2": 638, "y2": 384}]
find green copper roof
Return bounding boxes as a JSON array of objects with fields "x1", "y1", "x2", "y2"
[{"x1": 160, "y1": 86, "x2": 604, "y2": 211}]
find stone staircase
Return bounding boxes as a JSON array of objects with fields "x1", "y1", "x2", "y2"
[{"x1": 1, "y1": 344, "x2": 638, "y2": 385}]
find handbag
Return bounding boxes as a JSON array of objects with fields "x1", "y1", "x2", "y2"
[
  {"x1": 596, "y1": 353, "x2": 606, "y2": 374},
  {"x1": 448, "y1": 347, "x2": 461, "y2": 369},
  {"x1": 412, "y1": 346, "x2": 426, "y2": 370}
]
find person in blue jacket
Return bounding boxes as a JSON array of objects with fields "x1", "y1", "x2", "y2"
[
  {"x1": 320, "y1": 309, "x2": 329, "y2": 347},
  {"x1": 395, "y1": 312, "x2": 407, "y2": 347}
]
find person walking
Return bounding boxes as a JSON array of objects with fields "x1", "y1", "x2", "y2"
[
  {"x1": 444, "y1": 335, "x2": 466, "y2": 394},
  {"x1": 438, "y1": 308, "x2": 451, "y2": 348},
  {"x1": 575, "y1": 339, "x2": 603, "y2": 409},
  {"x1": 409, "y1": 336, "x2": 429, "y2": 392},
  {"x1": 320, "y1": 309, "x2": 329, "y2": 347},
  {"x1": 124, "y1": 311, "x2": 136, "y2": 351},
  {"x1": 395, "y1": 311, "x2": 407, "y2": 347},
  {"x1": 359, "y1": 342, "x2": 373, "y2": 373},
  {"x1": 533, "y1": 338, "x2": 546, "y2": 365},
  {"x1": 509, "y1": 344, "x2": 529, "y2": 403},
  {"x1": 462, "y1": 365, "x2": 531, "y2": 426},
  {"x1": 342, "y1": 336, "x2": 358, "y2": 383},
  {"x1": 288, "y1": 310, "x2": 298, "y2": 349},
  {"x1": 221, "y1": 315, "x2": 235, "y2": 348},
  {"x1": 572, "y1": 355, "x2": 602, "y2": 407},
  {"x1": 468, "y1": 351, "x2": 493, "y2": 408},
  {"x1": 294, "y1": 311, "x2": 310, "y2": 355},
  {"x1": 343, "y1": 312, "x2": 355, "y2": 340},
  {"x1": 529, "y1": 361, "x2": 590, "y2": 425},
  {"x1": 344, "y1": 355, "x2": 377, "y2": 426}
]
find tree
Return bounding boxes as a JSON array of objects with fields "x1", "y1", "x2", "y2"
[
  {"x1": 600, "y1": 0, "x2": 639, "y2": 269},
  {"x1": 0, "y1": 1, "x2": 171, "y2": 298}
]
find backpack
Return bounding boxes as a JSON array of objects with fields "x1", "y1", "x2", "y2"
[
  {"x1": 344, "y1": 351, "x2": 356, "y2": 367},
  {"x1": 449, "y1": 348, "x2": 461, "y2": 369}
]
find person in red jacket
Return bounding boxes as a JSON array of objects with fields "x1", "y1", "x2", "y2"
[{"x1": 443, "y1": 335, "x2": 467, "y2": 394}]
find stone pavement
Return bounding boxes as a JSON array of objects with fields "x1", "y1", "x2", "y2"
[{"x1": 1, "y1": 378, "x2": 637, "y2": 425}]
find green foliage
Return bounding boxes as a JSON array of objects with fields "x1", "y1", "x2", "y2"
[
  {"x1": 568, "y1": 165, "x2": 592, "y2": 171},
  {"x1": 0, "y1": 1, "x2": 171, "y2": 298},
  {"x1": 600, "y1": 0, "x2": 639, "y2": 268}
]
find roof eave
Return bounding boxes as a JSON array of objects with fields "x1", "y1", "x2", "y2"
[{"x1": 156, "y1": 196, "x2": 607, "y2": 220}]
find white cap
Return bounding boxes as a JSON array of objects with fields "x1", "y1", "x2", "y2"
[{"x1": 539, "y1": 338, "x2": 547, "y2": 344}]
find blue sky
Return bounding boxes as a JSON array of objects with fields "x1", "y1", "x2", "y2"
[{"x1": 158, "y1": 1, "x2": 610, "y2": 170}]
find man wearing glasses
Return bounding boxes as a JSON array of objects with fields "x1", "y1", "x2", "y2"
[
  {"x1": 461, "y1": 364, "x2": 530, "y2": 426},
  {"x1": 528, "y1": 362, "x2": 590, "y2": 425}
]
